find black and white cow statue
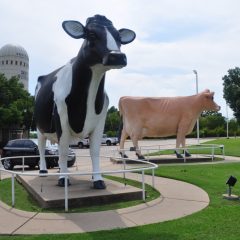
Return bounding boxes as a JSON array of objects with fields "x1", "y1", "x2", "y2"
[{"x1": 34, "y1": 15, "x2": 136, "y2": 189}]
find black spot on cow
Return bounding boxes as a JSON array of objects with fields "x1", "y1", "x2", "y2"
[
  {"x1": 65, "y1": 64, "x2": 92, "y2": 133},
  {"x1": 34, "y1": 67, "x2": 62, "y2": 133},
  {"x1": 95, "y1": 76, "x2": 105, "y2": 114}
]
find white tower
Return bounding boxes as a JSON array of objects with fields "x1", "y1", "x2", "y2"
[{"x1": 0, "y1": 44, "x2": 29, "y2": 91}]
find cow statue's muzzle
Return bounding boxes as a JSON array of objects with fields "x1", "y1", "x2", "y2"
[{"x1": 102, "y1": 51, "x2": 127, "y2": 68}]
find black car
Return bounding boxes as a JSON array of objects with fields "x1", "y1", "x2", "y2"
[{"x1": 1, "y1": 139, "x2": 76, "y2": 170}]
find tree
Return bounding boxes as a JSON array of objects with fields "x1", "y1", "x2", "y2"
[
  {"x1": 104, "y1": 106, "x2": 120, "y2": 136},
  {"x1": 200, "y1": 111, "x2": 225, "y2": 129},
  {"x1": 0, "y1": 74, "x2": 34, "y2": 130},
  {"x1": 194, "y1": 111, "x2": 227, "y2": 137},
  {"x1": 223, "y1": 67, "x2": 240, "y2": 121},
  {"x1": 228, "y1": 118, "x2": 239, "y2": 136}
]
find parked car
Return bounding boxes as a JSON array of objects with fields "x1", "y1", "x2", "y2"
[
  {"x1": 101, "y1": 134, "x2": 118, "y2": 146},
  {"x1": 1, "y1": 139, "x2": 76, "y2": 170},
  {"x1": 70, "y1": 138, "x2": 90, "y2": 149}
]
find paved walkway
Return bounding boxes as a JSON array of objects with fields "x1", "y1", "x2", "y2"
[{"x1": 0, "y1": 172, "x2": 209, "y2": 235}]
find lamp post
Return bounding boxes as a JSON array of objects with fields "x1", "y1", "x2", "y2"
[
  {"x1": 226, "y1": 102, "x2": 229, "y2": 139},
  {"x1": 193, "y1": 70, "x2": 200, "y2": 144}
]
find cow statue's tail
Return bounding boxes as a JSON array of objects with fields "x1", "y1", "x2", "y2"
[
  {"x1": 118, "y1": 99, "x2": 128, "y2": 158},
  {"x1": 118, "y1": 99, "x2": 124, "y2": 143},
  {"x1": 118, "y1": 116, "x2": 123, "y2": 143}
]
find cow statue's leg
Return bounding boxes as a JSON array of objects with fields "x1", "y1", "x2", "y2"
[
  {"x1": 181, "y1": 137, "x2": 191, "y2": 157},
  {"x1": 175, "y1": 130, "x2": 184, "y2": 158},
  {"x1": 58, "y1": 137, "x2": 70, "y2": 187},
  {"x1": 175, "y1": 124, "x2": 191, "y2": 158},
  {"x1": 89, "y1": 118, "x2": 106, "y2": 190},
  {"x1": 57, "y1": 134, "x2": 71, "y2": 187},
  {"x1": 131, "y1": 135, "x2": 145, "y2": 160},
  {"x1": 119, "y1": 128, "x2": 129, "y2": 158},
  {"x1": 37, "y1": 130, "x2": 48, "y2": 174}
]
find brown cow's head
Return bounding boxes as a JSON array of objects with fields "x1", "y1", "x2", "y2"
[{"x1": 201, "y1": 89, "x2": 221, "y2": 111}]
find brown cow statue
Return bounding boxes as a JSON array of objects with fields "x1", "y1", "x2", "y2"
[{"x1": 118, "y1": 89, "x2": 220, "y2": 159}]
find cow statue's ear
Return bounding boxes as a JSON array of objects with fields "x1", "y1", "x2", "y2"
[
  {"x1": 62, "y1": 21, "x2": 86, "y2": 39},
  {"x1": 119, "y1": 28, "x2": 136, "y2": 44},
  {"x1": 204, "y1": 91, "x2": 214, "y2": 99}
]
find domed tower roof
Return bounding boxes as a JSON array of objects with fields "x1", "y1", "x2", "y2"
[
  {"x1": 0, "y1": 44, "x2": 29, "y2": 60},
  {"x1": 0, "y1": 44, "x2": 29, "y2": 91}
]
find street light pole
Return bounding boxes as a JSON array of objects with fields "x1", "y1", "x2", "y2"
[
  {"x1": 226, "y1": 102, "x2": 229, "y2": 139},
  {"x1": 193, "y1": 70, "x2": 200, "y2": 144}
]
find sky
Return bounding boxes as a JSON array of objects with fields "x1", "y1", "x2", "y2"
[{"x1": 1, "y1": 0, "x2": 240, "y2": 119}]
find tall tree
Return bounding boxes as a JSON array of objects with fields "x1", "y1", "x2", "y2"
[
  {"x1": 0, "y1": 74, "x2": 34, "y2": 129},
  {"x1": 104, "y1": 106, "x2": 120, "y2": 136},
  {"x1": 223, "y1": 67, "x2": 240, "y2": 121}
]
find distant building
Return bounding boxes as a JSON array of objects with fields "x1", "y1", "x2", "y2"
[
  {"x1": 0, "y1": 44, "x2": 29, "y2": 91},
  {"x1": 0, "y1": 44, "x2": 29, "y2": 146}
]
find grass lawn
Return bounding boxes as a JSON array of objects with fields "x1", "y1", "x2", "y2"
[
  {"x1": 201, "y1": 137, "x2": 240, "y2": 156},
  {"x1": 1, "y1": 138, "x2": 240, "y2": 239}
]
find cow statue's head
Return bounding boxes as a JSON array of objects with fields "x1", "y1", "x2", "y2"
[
  {"x1": 201, "y1": 89, "x2": 221, "y2": 111},
  {"x1": 62, "y1": 15, "x2": 136, "y2": 69}
]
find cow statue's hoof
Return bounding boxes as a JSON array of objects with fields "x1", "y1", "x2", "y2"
[
  {"x1": 39, "y1": 169, "x2": 48, "y2": 177},
  {"x1": 185, "y1": 151, "x2": 191, "y2": 157},
  {"x1": 120, "y1": 152, "x2": 128, "y2": 158},
  {"x1": 93, "y1": 180, "x2": 106, "y2": 189},
  {"x1": 57, "y1": 178, "x2": 71, "y2": 187},
  {"x1": 136, "y1": 154, "x2": 145, "y2": 160},
  {"x1": 174, "y1": 151, "x2": 183, "y2": 159}
]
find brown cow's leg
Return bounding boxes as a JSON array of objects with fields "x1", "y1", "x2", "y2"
[
  {"x1": 182, "y1": 137, "x2": 191, "y2": 157},
  {"x1": 119, "y1": 129, "x2": 129, "y2": 158},
  {"x1": 175, "y1": 131, "x2": 183, "y2": 158},
  {"x1": 131, "y1": 135, "x2": 145, "y2": 160}
]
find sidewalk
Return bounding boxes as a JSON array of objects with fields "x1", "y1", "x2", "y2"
[{"x1": 0, "y1": 172, "x2": 209, "y2": 235}]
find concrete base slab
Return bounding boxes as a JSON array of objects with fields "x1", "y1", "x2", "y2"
[
  {"x1": 222, "y1": 194, "x2": 239, "y2": 200},
  {"x1": 16, "y1": 175, "x2": 143, "y2": 209},
  {"x1": 111, "y1": 154, "x2": 214, "y2": 164}
]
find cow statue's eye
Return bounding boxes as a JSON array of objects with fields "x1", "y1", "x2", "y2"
[
  {"x1": 88, "y1": 32, "x2": 97, "y2": 41},
  {"x1": 87, "y1": 32, "x2": 97, "y2": 48}
]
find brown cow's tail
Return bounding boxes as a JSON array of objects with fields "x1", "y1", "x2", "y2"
[
  {"x1": 118, "y1": 117, "x2": 123, "y2": 143},
  {"x1": 118, "y1": 98, "x2": 123, "y2": 117},
  {"x1": 118, "y1": 99, "x2": 123, "y2": 142}
]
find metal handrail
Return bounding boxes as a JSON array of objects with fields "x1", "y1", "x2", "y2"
[
  {"x1": 117, "y1": 144, "x2": 225, "y2": 163},
  {"x1": 0, "y1": 154, "x2": 158, "y2": 212}
]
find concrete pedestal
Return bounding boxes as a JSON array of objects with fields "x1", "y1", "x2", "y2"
[{"x1": 17, "y1": 175, "x2": 143, "y2": 209}]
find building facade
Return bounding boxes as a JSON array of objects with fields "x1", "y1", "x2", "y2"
[{"x1": 0, "y1": 44, "x2": 29, "y2": 91}]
